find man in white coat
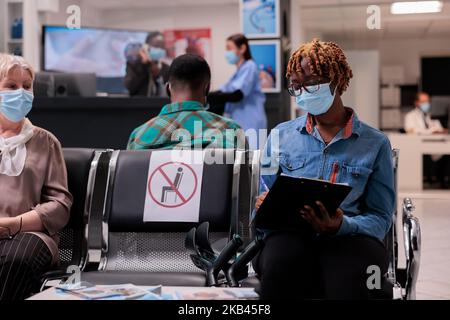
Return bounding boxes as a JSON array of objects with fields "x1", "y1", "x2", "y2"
[{"x1": 404, "y1": 92, "x2": 448, "y2": 188}]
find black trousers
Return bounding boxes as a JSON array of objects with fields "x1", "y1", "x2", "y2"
[
  {"x1": 253, "y1": 229, "x2": 388, "y2": 300},
  {"x1": 0, "y1": 233, "x2": 53, "y2": 300}
]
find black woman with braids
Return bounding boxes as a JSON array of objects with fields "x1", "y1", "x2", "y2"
[{"x1": 252, "y1": 39, "x2": 395, "y2": 299}]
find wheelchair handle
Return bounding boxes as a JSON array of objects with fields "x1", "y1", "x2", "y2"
[
  {"x1": 227, "y1": 235, "x2": 263, "y2": 287},
  {"x1": 212, "y1": 234, "x2": 243, "y2": 281}
]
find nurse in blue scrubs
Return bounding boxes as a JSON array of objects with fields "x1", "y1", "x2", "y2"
[{"x1": 208, "y1": 34, "x2": 267, "y2": 149}]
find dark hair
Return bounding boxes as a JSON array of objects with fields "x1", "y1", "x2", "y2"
[
  {"x1": 227, "y1": 33, "x2": 252, "y2": 60},
  {"x1": 168, "y1": 54, "x2": 211, "y2": 91},
  {"x1": 146, "y1": 31, "x2": 163, "y2": 44},
  {"x1": 415, "y1": 91, "x2": 429, "y2": 102},
  {"x1": 287, "y1": 38, "x2": 353, "y2": 96}
]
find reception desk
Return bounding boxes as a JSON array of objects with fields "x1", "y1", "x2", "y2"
[
  {"x1": 388, "y1": 133, "x2": 450, "y2": 191},
  {"x1": 29, "y1": 97, "x2": 170, "y2": 150},
  {"x1": 28, "y1": 95, "x2": 289, "y2": 150}
]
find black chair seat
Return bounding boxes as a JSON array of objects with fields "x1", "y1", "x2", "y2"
[
  {"x1": 81, "y1": 271, "x2": 207, "y2": 287},
  {"x1": 240, "y1": 276, "x2": 261, "y2": 291}
]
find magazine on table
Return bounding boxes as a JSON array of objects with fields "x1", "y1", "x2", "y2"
[{"x1": 55, "y1": 283, "x2": 162, "y2": 300}]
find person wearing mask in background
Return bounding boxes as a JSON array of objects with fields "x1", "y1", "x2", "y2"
[
  {"x1": 0, "y1": 54, "x2": 72, "y2": 300},
  {"x1": 253, "y1": 39, "x2": 395, "y2": 299},
  {"x1": 127, "y1": 54, "x2": 243, "y2": 150},
  {"x1": 124, "y1": 31, "x2": 170, "y2": 97},
  {"x1": 404, "y1": 92, "x2": 447, "y2": 134},
  {"x1": 208, "y1": 34, "x2": 267, "y2": 149},
  {"x1": 405, "y1": 92, "x2": 449, "y2": 188}
]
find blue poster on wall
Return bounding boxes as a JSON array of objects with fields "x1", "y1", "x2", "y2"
[
  {"x1": 249, "y1": 40, "x2": 281, "y2": 93},
  {"x1": 240, "y1": 0, "x2": 280, "y2": 38}
]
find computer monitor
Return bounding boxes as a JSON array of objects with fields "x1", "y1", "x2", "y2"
[
  {"x1": 430, "y1": 96, "x2": 450, "y2": 129},
  {"x1": 33, "y1": 72, "x2": 55, "y2": 97},
  {"x1": 34, "y1": 72, "x2": 97, "y2": 97}
]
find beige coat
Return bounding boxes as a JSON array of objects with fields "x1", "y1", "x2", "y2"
[{"x1": 0, "y1": 125, "x2": 73, "y2": 265}]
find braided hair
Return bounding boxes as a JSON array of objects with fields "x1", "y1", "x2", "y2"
[{"x1": 286, "y1": 39, "x2": 353, "y2": 95}]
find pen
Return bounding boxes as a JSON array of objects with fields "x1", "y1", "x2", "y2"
[{"x1": 260, "y1": 176, "x2": 269, "y2": 192}]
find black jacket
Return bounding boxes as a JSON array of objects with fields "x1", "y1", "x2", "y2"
[{"x1": 124, "y1": 60, "x2": 170, "y2": 96}]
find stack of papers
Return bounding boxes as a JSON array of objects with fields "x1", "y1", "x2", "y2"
[
  {"x1": 173, "y1": 288, "x2": 259, "y2": 300},
  {"x1": 55, "y1": 283, "x2": 259, "y2": 300},
  {"x1": 55, "y1": 283, "x2": 166, "y2": 300}
]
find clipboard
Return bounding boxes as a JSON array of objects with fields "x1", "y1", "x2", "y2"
[{"x1": 254, "y1": 174, "x2": 352, "y2": 230}]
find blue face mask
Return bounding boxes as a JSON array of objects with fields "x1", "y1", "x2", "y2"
[
  {"x1": 295, "y1": 83, "x2": 336, "y2": 116},
  {"x1": 225, "y1": 50, "x2": 239, "y2": 65},
  {"x1": 148, "y1": 47, "x2": 167, "y2": 61},
  {"x1": 420, "y1": 102, "x2": 431, "y2": 113},
  {"x1": 0, "y1": 89, "x2": 34, "y2": 122}
]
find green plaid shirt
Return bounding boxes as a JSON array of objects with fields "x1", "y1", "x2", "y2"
[{"x1": 127, "y1": 101, "x2": 243, "y2": 150}]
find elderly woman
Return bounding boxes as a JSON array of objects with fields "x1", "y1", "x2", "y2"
[{"x1": 0, "y1": 54, "x2": 72, "y2": 300}]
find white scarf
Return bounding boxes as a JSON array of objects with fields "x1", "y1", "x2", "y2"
[{"x1": 0, "y1": 119, "x2": 34, "y2": 176}]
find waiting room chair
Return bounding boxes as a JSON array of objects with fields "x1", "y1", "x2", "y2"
[
  {"x1": 80, "y1": 148, "x2": 248, "y2": 287},
  {"x1": 40, "y1": 148, "x2": 112, "y2": 289}
]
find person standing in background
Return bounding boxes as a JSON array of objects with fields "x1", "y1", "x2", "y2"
[
  {"x1": 404, "y1": 92, "x2": 449, "y2": 188},
  {"x1": 208, "y1": 34, "x2": 267, "y2": 149},
  {"x1": 124, "y1": 32, "x2": 170, "y2": 97}
]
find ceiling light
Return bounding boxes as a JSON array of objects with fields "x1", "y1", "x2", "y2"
[{"x1": 391, "y1": 1, "x2": 443, "y2": 14}]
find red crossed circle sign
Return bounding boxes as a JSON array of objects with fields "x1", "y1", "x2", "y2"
[{"x1": 147, "y1": 162, "x2": 198, "y2": 208}]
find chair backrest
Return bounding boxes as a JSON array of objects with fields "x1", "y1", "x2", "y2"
[
  {"x1": 60, "y1": 148, "x2": 96, "y2": 269},
  {"x1": 96, "y1": 149, "x2": 246, "y2": 272},
  {"x1": 244, "y1": 150, "x2": 261, "y2": 242}
]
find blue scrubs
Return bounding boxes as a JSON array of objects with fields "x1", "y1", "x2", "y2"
[{"x1": 221, "y1": 60, "x2": 267, "y2": 139}]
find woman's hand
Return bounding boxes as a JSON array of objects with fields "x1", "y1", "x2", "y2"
[
  {"x1": 255, "y1": 192, "x2": 268, "y2": 211},
  {"x1": 139, "y1": 48, "x2": 151, "y2": 64},
  {"x1": 300, "y1": 201, "x2": 343, "y2": 235},
  {"x1": 0, "y1": 217, "x2": 20, "y2": 238}
]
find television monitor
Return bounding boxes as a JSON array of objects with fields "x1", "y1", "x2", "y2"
[{"x1": 43, "y1": 26, "x2": 149, "y2": 94}]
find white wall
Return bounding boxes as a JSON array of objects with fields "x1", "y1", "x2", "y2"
[
  {"x1": 100, "y1": 3, "x2": 240, "y2": 89},
  {"x1": 332, "y1": 37, "x2": 450, "y2": 85},
  {"x1": 0, "y1": 0, "x2": 6, "y2": 53},
  {"x1": 289, "y1": 0, "x2": 306, "y2": 120},
  {"x1": 21, "y1": 0, "x2": 105, "y2": 71},
  {"x1": 342, "y1": 50, "x2": 380, "y2": 128},
  {"x1": 44, "y1": 0, "x2": 104, "y2": 28}
]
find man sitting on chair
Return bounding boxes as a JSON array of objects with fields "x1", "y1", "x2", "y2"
[{"x1": 127, "y1": 54, "x2": 243, "y2": 150}]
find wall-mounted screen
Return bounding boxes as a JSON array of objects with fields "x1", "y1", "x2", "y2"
[
  {"x1": 249, "y1": 39, "x2": 281, "y2": 93},
  {"x1": 43, "y1": 26, "x2": 151, "y2": 94},
  {"x1": 240, "y1": 0, "x2": 280, "y2": 38}
]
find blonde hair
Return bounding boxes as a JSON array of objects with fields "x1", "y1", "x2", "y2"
[
  {"x1": 286, "y1": 39, "x2": 353, "y2": 95},
  {"x1": 0, "y1": 53, "x2": 35, "y2": 82}
]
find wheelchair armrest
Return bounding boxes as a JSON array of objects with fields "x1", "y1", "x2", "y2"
[
  {"x1": 402, "y1": 198, "x2": 421, "y2": 300},
  {"x1": 39, "y1": 270, "x2": 71, "y2": 292}
]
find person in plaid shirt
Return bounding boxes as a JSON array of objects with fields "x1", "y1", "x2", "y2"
[{"x1": 127, "y1": 54, "x2": 244, "y2": 150}]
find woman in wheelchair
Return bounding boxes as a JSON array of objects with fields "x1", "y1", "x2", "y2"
[
  {"x1": 0, "y1": 54, "x2": 72, "y2": 300},
  {"x1": 253, "y1": 39, "x2": 395, "y2": 299}
]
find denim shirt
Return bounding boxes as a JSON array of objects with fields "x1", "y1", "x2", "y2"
[{"x1": 259, "y1": 109, "x2": 395, "y2": 241}]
